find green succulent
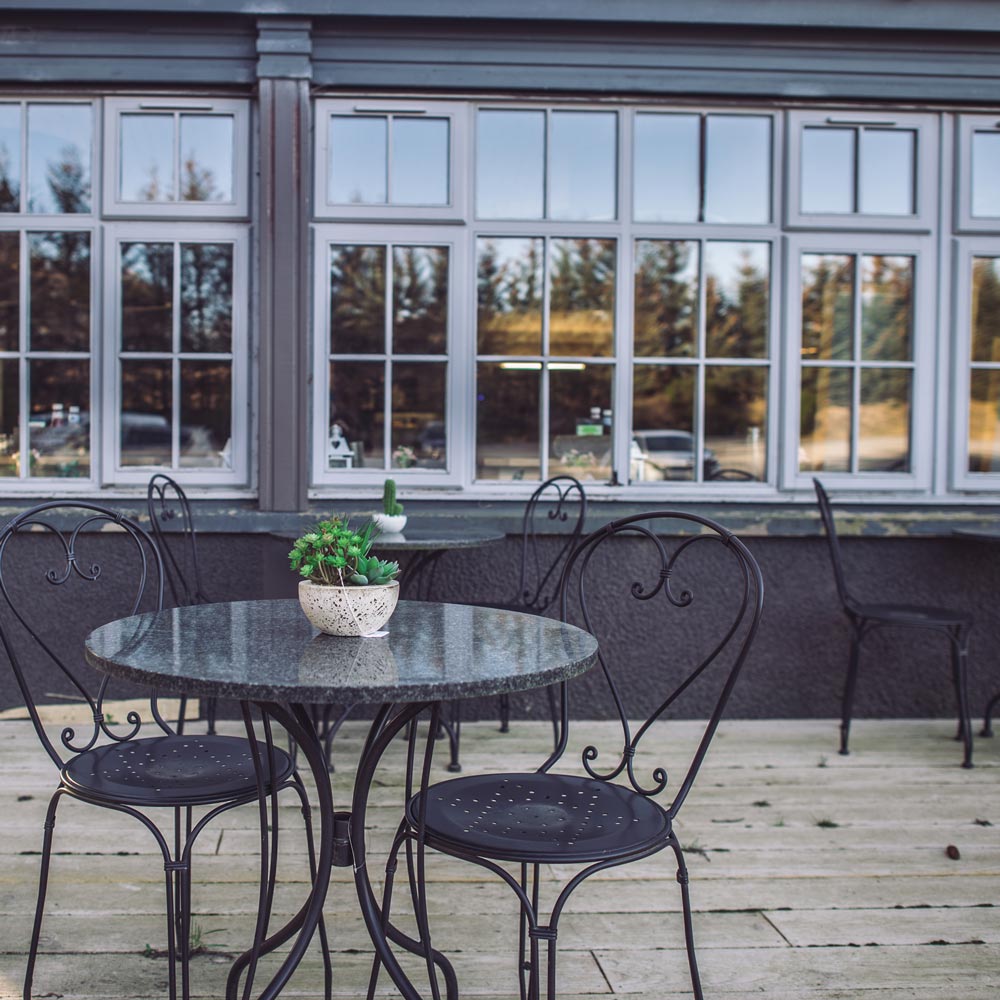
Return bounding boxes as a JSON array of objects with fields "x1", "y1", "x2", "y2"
[
  {"x1": 288, "y1": 516, "x2": 400, "y2": 587},
  {"x1": 382, "y1": 478, "x2": 404, "y2": 516}
]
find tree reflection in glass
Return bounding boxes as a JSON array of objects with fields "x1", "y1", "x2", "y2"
[
  {"x1": 180, "y1": 361, "x2": 231, "y2": 467},
  {"x1": 329, "y1": 361, "x2": 384, "y2": 468},
  {"x1": 705, "y1": 242, "x2": 769, "y2": 358},
  {"x1": 120, "y1": 114, "x2": 174, "y2": 202},
  {"x1": 180, "y1": 114, "x2": 232, "y2": 202},
  {"x1": 181, "y1": 243, "x2": 232, "y2": 352},
  {"x1": 27, "y1": 104, "x2": 91, "y2": 214},
  {"x1": 549, "y1": 238, "x2": 615, "y2": 356},
  {"x1": 330, "y1": 245, "x2": 385, "y2": 354},
  {"x1": 477, "y1": 237, "x2": 543, "y2": 355},
  {"x1": 859, "y1": 368, "x2": 911, "y2": 472},
  {"x1": 0, "y1": 104, "x2": 20, "y2": 211},
  {"x1": 861, "y1": 255, "x2": 913, "y2": 362},
  {"x1": 29, "y1": 232, "x2": 90, "y2": 352},
  {"x1": 121, "y1": 242, "x2": 172, "y2": 352},
  {"x1": 968, "y1": 257, "x2": 1000, "y2": 472},
  {"x1": 0, "y1": 359, "x2": 18, "y2": 476},
  {"x1": 29, "y1": 358, "x2": 89, "y2": 477},
  {"x1": 705, "y1": 366, "x2": 767, "y2": 480},
  {"x1": 476, "y1": 363, "x2": 540, "y2": 481},
  {"x1": 801, "y1": 254, "x2": 853, "y2": 361},
  {"x1": 633, "y1": 239, "x2": 698, "y2": 358},
  {"x1": 121, "y1": 359, "x2": 171, "y2": 467},
  {"x1": 0, "y1": 231, "x2": 18, "y2": 351},
  {"x1": 799, "y1": 367, "x2": 851, "y2": 472},
  {"x1": 393, "y1": 246, "x2": 447, "y2": 354}
]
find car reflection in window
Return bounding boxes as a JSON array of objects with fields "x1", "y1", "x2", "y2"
[{"x1": 631, "y1": 429, "x2": 719, "y2": 481}]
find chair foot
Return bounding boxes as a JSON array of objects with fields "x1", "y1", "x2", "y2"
[
  {"x1": 447, "y1": 762, "x2": 462, "y2": 773},
  {"x1": 981, "y1": 725, "x2": 994, "y2": 738},
  {"x1": 838, "y1": 748, "x2": 850, "y2": 756}
]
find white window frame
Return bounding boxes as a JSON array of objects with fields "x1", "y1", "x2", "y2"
[
  {"x1": 101, "y1": 222, "x2": 250, "y2": 487},
  {"x1": 782, "y1": 231, "x2": 936, "y2": 493},
  {"x1": 310, "y1": 223, "x2": 468, "y2": 490},
  {"x1": 785, "y1": 109, "x2": 938, "y2": 233},
  {"x1": 102, "y1": 97, "x2": 250, "y2": 219},
  {"x1": 313, "y1": 99, "x2": 469, "y2": 223},
  {"x1": 955, "y1": 114, "x2": 1000, "y2": 233}
]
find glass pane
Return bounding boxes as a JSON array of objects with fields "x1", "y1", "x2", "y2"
[
  {"x1": 180, "y1": 361, "x2": 231, "y2": 467},
  {"x1": 180, "y1": 114, "x2": 234, "y2": 203},
  {"x1": 27, "y1": 104, "x2": 91, "y2": 214},
  {"x1": 329, "y1": 245, "x2": 385, "y2": 354},
  {"x1": 0, "y1": 231, "x2": 18, "y2": 351},
  {"x1": 0, "y1": 359, "x2": 17, "y2": 476},
  {"x1": 705, "y1": 115, "x2": 771, "y2": 224},
  {"x1": 121, "y1": 242, "x2": 172, "y2": 352},
  {"x1": 391, "y1": 118, "x2": 449, "y2": 205},
  {"x1": 329, "y1": 361, "x2": 384, "y2": 469},
  {"x1": 801, "y1": 254, "x2": 854, "y2": 362},
  {"x1": 29, "y1": 231, "x2": 90, "y2": 352},
  {"x1": 969, "y1": 369, "x2": 1000, "y2": 472},
  {"x1": 550, "y1": 365, "x2": 612, "y2": 482},
  {"x1": 972, "y1": 257, "x2": 1000, "y2": 363},
  {"x1": 477, "y1": 237, "x2": 544, "y2": 355},
  {"x1": 392, "y1": 362, "x2": 446, "y2": 470},
  {"x1": 633, "y1": 239, "x2": 698, "y2": 358},
  {"x1": 859, "y1": 368, "x2": 910, "y2": 472},
  {"x1": 329, "y1": 116, "x2": 387, "y2": 205},
  {"x1": 476, "y1": 362, "x2": 539, "y2": 480},
  {"x1": 392, "y1": 246, "x2": 447, "y2": 354},
  {"x1": 0, "y1": 104, "x2": 21, "y2": 211},
  {"x1": 121, "y1": 359, "x2": 171, "y2": 467},
  {"x1": 861, "y1": 255, "x2": 913, "y2": 362},
  {"x1": 972, "y1": 131, "x2": 1000, "y2": 218},
  {"x1": 705, "y1": 242, "x2": 770, "y2": 358},
  {"x1": 549, "y1": 238, "x2": 615, "y2": 356},
  {"x1": 476, "y1": 110, "x2": 544, "y2": 219},
  {"x1": 120, "y1": 114, "x2": 174, "y2": 202},
  {"x1": 801, "y1": 127, "x2": 854, "y2": 215},
  {"x1": 549, "y1": 112, "x2": 616, "y2": 221},
  {"x1": 859, "y1": 129, "x2": 914, "y2": 216},
  {"x1": 29, "y1": 358, "x2": 89, "y2": 478},
  {"x1": 705, "y1": 365, "x2": 767, "y2": 481},
  {"x1": 630, "y1": 365, "x2": 696, "y2": 482},
  {"x1": 633, "y1": 113, "x2": 699, "y2": 223},
  {"x1": 181, "y1": 243, "x2": 233, "y2": 352},
  {"x1": 799, "y1": 366, "x2": 851, "y2": 472}
]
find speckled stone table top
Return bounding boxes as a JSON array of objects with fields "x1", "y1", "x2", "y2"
[
  {"x1": 270, "y1": 525, "x2": 506, "y2": 552},
  {"x1": 84, "y1": 599, "x2": 598, "y2": 704}
]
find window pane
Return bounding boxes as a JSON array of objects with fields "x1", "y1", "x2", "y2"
[
  {"x1": 972, "y1": 131, "x2": 1000, "y2": 218},
  {"x1": 0, "y1": 359, "x2": 17, "y2": 476},
  {"x1": 121, "y1": 242, "x2": 172, "y2": 352},
  {"x1": 859, "y1": 368, "x2": 910, "y2": 472},
  {"x1": 392, "y1": 362, "x2": 446, "y2": 470},
  {"x1": 29, "y1": 231, "x2": 90, "y2": 352},
  {"x1": 549, "y1": 238, "x2": 615, "y2": 356},
  {"x1": 329, "y1": 361, "x2": 384, "y2": 469},
  {"x1": 120, "y1": 114, "x2": 174, "y2": 202},
  {"x1": 29, "y1": 358, "x2": 89, "y2": 478},
  {"x1": 801, "y1": 127, "x2": 854, "y2": 215},
  {"x1": 0, "y1": 231, "x2": 19, "y2": 350},
  {"x1": 705, "y1": 115, "x2": 771, "y2": 224},
  {"x1": 861, "y1": 255, "x2": 913, "y2": 362},
  {"x1": 121, "y1": 359, "x2": 171, "y2": 467},
  {"x1": 969, "y1": 369, "x2": 1000, "y2": 472},
  {"x1": 392, "y1": 246, "x2": 447, "y2": 354},
  {"x1": 0, "y1": 104, "x2": 21, "y2": 211},
  {"x1": 477, "y1": 237, "x2": 544, "y2": 355},
  {"x1": 550, "y1": 365, "x2": 612, "y2": 482},
  {"x1": 180, "y1": 361, "x2": 231, "y2": 468},
  {"x1": 631, "y1": 365, "x2": 696, "y2": 482},
  {"x1": 972, "y1": 257, "x2": 1000, "y2": 363},
  {"x1": 476, "y1": 110, "x2": 544, "y2": 220},
  {"x1": 633, "y1": 239, "x2": 698, "y2": 358},
  {"x1": 705, "y1": 242, "x2": 769, "y2": 358},
  {"x1": 549, "y1": 112, "x2": 616, "y2": 221},
  {"x1": 329, "y1": 116, "x2": 387, "y2": 205},
  {"x1": 705, "y1": 366, "x2": 767, "y2": 481},
  {"x1": 391, "y1": 118, "x2": 449, "y2": 206},
  {"x1": 859, "y1": 129, "x2": 914, "y2": 216},
  {"x1": 799, "y1": 366, "x2": 851, "y2": 472},
  {"x1": 181, "y1": 243, "x2": 233, "y2": 352},
  {"x1": 633, "y1": 113, "x2": 699, "y2": 223},
  {"x1": 330, "y1": 245, "x2": 385, "y2": 354},
  {"x1": 476, "y1": 362, "x2": 539, "y2": 480},
  {"x1": 27, "y1": 104, "x2": 91, "y2": 214},
  {"x1": 801, "y1": 254, "x2": 853, "y2": 362},
  {"x1": 180, "y1": 114, "x2": 234, "y2": 202}
]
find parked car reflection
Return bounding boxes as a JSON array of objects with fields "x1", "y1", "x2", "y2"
[{"x1": 631, "y1": 429, "x2": 719, "y2": 481}]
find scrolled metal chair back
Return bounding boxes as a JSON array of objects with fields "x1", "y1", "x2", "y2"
[
  {"x1": 0, "y1": 502, "x2": 169, "y2": 768},
  {"x1": 514, "y1": 475, "x2": 587, "y2": 613},
  {"x1": 146, "y1": 473, "x2": 208, "y2": 607},
  {"x1": 812, "y1": 478, "x2": 854, "y2": 612},
  {"x1": 550, "y1": 511, "x2": 763, "y2": 819}
]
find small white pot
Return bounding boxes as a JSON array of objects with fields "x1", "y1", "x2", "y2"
[
  {"x1": 372, "y1": 512, "x2": 407, "y2": 534},
  {"x1": 298, "y1": 579, "x2": 400, "y2": 636}
]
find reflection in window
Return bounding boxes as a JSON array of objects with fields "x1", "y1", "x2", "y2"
[
  {"x1": 704, "y1": 116, "x2": 771, "y2": 224},
  {"x1": 968, "y1": 257, "x2": 1000, "y2": 473},
  {"x1": 0, "y1": 104, "x2": 21, "y2": 212},
  {"x1": 634, "y1": 239, "x2": 698, "y2": 358},
  {"x1": 392, "y1": 363, "x2": 446, "y2": 469},
  {"x1": 329, "y1": 361, "x2": 384, "y2": 469},
  {"x1": 477, "y1": 237, "x2": 544, "y2": 355},
  {"x1": 330, "y1": 245, "x2": 386, "y2": 354},
  {"x1": 29, "y1": 231, "x2": 90, "y2": 352},
  {"x1": 0, "y1": 359, "x2": 17, "y2": 476},
  {"x1": 971, "y1": 131, "x2": 1000, "y2": 219},
  {"x1": 122, "y1": 242, "x2": 172, "y2": 352},
  {"x1": 476, "y1": 362, "x2": 541, "y2": 481},
  {"x1": 476, "y1": 111, "x2": 544, "y2": 219},
  {"x1": 121, "y1": 359, "x2": 171, "y2": 467},
  {"x1": 179, "y1": 360, "x2": 231, "y2": 468},
  {"x1": 0, "y1": 231, "x2": 19, "y2": 350},
  {"x1": 633, "y1": 114, "x2": 699, "y2": 223},
  {"x1": 26, "y1": 104, "x2": 91, "y2": 214},
  {"x1": 29, "y1": 358, "x2": 89, "y2": 478},
  {"x1": 120, "y1": 115, "x2": 175, "y2": 202},
  {"x1": 549, "y1": 365, "x2": 613, "y2": 481},
  {"x1": 392, "y1": 246, "x2": 448, "y2": 354},
  {"x1": 801, "y1": 254, "x2": 854, "y2": 361},
  {"x1": 800, "y1": 367, "x2": 852, "y2": 473},
  {"x1": 179, "y1": 115, "x2": 233, "y2": 202},
  {"x1": 705, "y1": 242, "x2": 769, "y2": 357},
  {"x1": 549, "y1": 112, "x2": 616, "y2": 221},
  {"x1": 549, "y1": 238, "x2": 615, "y2": 356},
  {"x1": 181, "y1": 243, "x2": 233, "y2": 352}
]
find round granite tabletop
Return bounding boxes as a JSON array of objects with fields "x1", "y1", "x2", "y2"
[
  {"x1": 84, "y1": 599, "x2": 598, "y2": 704},
  {"x1": 270, "y1": 525, "x2": 506, "y2": 552}
]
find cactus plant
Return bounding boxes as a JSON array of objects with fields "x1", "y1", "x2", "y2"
[{"x1": 382, "y1": 478, "x2": 404, "y2": 516}]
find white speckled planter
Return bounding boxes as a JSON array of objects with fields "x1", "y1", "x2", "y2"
[
  {"x1": 372, "y1": 513, "x2": 407, "y2": 534},
  {"x1": 297, "y1": 579, "x2": 400, "y2": 636}
]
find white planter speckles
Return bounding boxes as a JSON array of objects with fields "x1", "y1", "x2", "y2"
[
  {"x1": 372, "y1": 513, "x2": 407, "y2": 534},
  {"x1": 297, "y1": 579, "x2": 400, "y2": 636}
]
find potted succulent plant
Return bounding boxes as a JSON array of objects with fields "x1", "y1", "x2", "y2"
[
  {"x1": 372, "y1": 478, "x2": 407, "y2": 534},
  {"x1": 288, "y1": 516, "x2": 401, "y2": 636}
]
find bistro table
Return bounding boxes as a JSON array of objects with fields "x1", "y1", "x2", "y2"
[{"x1": 84, "y1": 598, "x2": 598, "y2": 1000}]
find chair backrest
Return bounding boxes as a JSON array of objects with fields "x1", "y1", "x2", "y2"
[
  {"x1": 512, "y1": 475, "x2": 587, "y2": 613},
  {"x1": 812, "y1": 478, "x2": 853, "y2": 611},
  {"x1": 0, "y1": 502, "x2": 169, "y2": 768},
  {"x1": 547, "y1": 511, "x2": 763, "y2": 820},
  {"x1": 146, "y1": 473, "x2": 209, "y2": 607}
]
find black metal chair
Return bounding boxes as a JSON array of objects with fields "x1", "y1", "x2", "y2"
[
  {"x1": 372, "y1": 511, "x2": 764, "y2": 1000},
  {"x1": 814, "y1": 479, "x2": 974, "y2": 767},
  {"x1": 0, "y1": 502, "x2": 330, "y2": 1000}
]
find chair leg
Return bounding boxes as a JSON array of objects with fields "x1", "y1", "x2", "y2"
[
  {"x1": 545, "y1": 685, "x2": 560, "y2": 753},
  {"x1": 23, "y1": 790, "x2": 64, "y2": 1000},
  {"x1": 840, "y1": 625, "x2": 863, "y2": 756},
  {"x1": 292, "y1": 776, "x2": 333, "y2": 1000},
  {"x1": 206, "y1": 696, "x2": 218, "y2": 735},
  {"x1": 445, "y1": 701, "x2": 462, "y2": 772},
  {"x1": 668, "y1": 833, "x2": 704, "y2": 1000},
  {"x1": 499, "y1": 692, "x2": 511, "y2": 733},
  {"x1": 983, "y1": 690, "x2": 1000, "y2": 738},
  {"x1": 950, "y1": 629, "x2": 974, "y2": 768}
]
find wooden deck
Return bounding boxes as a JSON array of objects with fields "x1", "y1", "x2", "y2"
[{"x1": 0, "y1": 713, "x2": 998, "y2": 998}]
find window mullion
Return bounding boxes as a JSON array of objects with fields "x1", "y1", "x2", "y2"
[
  {"x1": 171, "y1": 240, "x2": 181, "y2": 469},
  {"x1": 384, "y1": 243, "x2": 393, "y2": 471}
]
